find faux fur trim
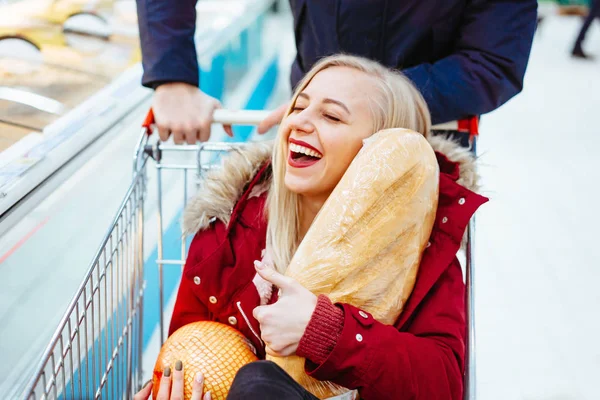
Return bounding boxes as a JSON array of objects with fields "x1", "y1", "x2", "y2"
[
  {"x1": 182, "y1": 135, "x2": 479, "y2": 235},
  {"x1": 182, "y1": 142, "x2": 272, "y2": 235},
  {"x1": 427, "y1": 134, "x2": 480, "y2": 193}
]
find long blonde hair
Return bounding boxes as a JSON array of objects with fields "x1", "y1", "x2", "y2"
[{"x1": 265, "y1": 54, "x2": 432, "y2": 272}]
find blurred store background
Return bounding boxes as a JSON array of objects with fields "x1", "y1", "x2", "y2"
[{"x1": 0, "y1": 0, "x2": 598, "y2": 399}]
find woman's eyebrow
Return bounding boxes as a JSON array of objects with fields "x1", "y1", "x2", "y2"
[
  {"x1": 323, "y1": 98, "x2": 350, "y2": 114},
  {"x1": 298, "y1": 93, "x2": 350, "y2": 114}
]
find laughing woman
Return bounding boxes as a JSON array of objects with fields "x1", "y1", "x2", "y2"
[{"x1": 138, "y1": 54, "x2": 488, "y2": 400}]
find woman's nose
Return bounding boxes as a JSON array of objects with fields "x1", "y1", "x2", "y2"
[{"x1": 285, "y1": 110, "x2": 315, "y2": 134}]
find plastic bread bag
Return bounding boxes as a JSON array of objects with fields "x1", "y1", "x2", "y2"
[{"x1": 266, "y1": 128, "x2": 440, "y2": 399}]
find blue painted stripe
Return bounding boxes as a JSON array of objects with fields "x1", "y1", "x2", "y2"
[
  {"x1": 226, "y1": 58, "x2": 279, "y2": 143},
  {"x1": 142, "y1": 211, "x2": 190, "y2": 349},
  {"x1": 57, "y1": 291, "x2": 142, "y2": 399}
]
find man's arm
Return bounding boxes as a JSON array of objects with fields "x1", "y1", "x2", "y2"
[
  {"x1": 136, "y1": 0, "x2": 199, "y2": 89},
  {"x1": 403, "y1": 0, "x2": 538, "y2": 124},
  {"x1": 135, "y1": 0, "x2": 234, "y2": 143}
]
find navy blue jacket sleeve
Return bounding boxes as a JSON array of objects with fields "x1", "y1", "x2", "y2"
[
  {"x1": 403, "y1": 0, "x2": 537, "y2": 124},
  {"x1": 136, "y1": 0, "x2": 199, "y2": 89}
]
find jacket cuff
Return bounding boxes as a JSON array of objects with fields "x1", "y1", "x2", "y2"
[
  {"x1": 297, "y1": 295, "x2": 344, "y2": 364},
  {"x1": 303, "y1": 303, "x2": 379, "y2": 388}
]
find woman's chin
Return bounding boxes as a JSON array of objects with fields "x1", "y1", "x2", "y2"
[{"x1": 284, "y1": 175, "x2": 317, "y2": 196}]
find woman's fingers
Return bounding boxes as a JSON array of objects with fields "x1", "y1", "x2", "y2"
[
  {"x1": 133, "y1": 380, "x2": 153, "y2": 400},
  {"x1": 170, "y1": 361, "x2": 185, "y2": 400},
  {"x1": 156, "y1": 367, "x2": 172, "y2": 400},
  {"x1": 190, "y1": 372, "x2": 205, "y2": 400},
  {"x1": 204, "y1": 391, "x2": 212, "y2": 400}
]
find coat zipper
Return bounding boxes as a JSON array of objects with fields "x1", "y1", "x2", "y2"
[{"x1": 236, "y1": 301, "x2": 264, "y2": 347}]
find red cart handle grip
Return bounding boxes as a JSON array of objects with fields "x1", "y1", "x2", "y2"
[
  {"x1": 458, "y1": 116, "x2": 479, "y2": 136},
  {"x1": 142, "y1": 108, "x2": 155, "y2": 135}
]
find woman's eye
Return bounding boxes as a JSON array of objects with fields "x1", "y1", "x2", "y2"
[{"x1": 325, "y1": 114, "x2": 341, "y2": 122}]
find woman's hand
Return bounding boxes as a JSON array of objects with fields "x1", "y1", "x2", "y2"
[
  {"x1": 252, "y1": 260, "x2": 318, "y2": 357},
  {"x1": 133, "y1": 361, "x2": 211, "y2": 400}
]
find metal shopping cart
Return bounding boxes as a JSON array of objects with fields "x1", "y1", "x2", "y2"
[{"x1": 22, "y1": 108, "x2": 480, "y2": 400}]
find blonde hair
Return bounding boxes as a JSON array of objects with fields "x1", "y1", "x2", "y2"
[{"x1": 265, "y1": 54, "x2": 432, "y2": 272}]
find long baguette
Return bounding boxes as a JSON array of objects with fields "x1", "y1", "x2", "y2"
[{"x1": 267, "y1": 128, "x2": 439, "y2": 399}]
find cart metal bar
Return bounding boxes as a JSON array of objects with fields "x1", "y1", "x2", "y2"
[
  {"x1": 465, "y1": 218, "x2": 476, "y2": 400},
  {"x1": 156, "y1": 260, "x2": 186, "y2": 266},
  {"x1": 464, "y1": 135, "x2": 478, "y2": 400},
  {"x1": 22, "y1": 133, "x2": 150, "y2": 399},
  {"x1": 142, "y1": 108, "x2": 470, "y2": 138},
  {"x1": 156, "y1": 156, "x2": 165, "y2": 346}
]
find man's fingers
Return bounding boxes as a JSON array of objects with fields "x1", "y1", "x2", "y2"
[
  {"x1": 156, "y1": 367, "x2": 172, "y2": 400},
  {"x1": 157, "y1": 123, "x2": 170, "y2": 142},
  {"x1": 185, "y1": 129, "x2": 199, "y2": 145},
  {"x1": 223, "y1": 124, "x2": 234, "y2": 137},
  {"x1": 198, "y1": 121, "x2": 212, "y2": 143},
  {"x1": 170, "y1": 361, "x2": 184, "y2": 400},
  {"x1": 190, "y1": 372, "x2": 204, "y2": 400},
  {"x1": 257, "y1": 103, "x2": 288, "y2": 134},
  {"x1": 172, "y1": 130, "x2": 185, "y2": 145}
]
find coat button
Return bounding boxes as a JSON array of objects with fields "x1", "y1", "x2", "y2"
[
  {"x1": 356, "y1": 334, "x2": 363, "y2": 342},
  {"x1": 458, "y1": 198, "x2": 466, "y2": 205},
  {"x1": 442, "y1": 217, "x2": 448, "y2": 224},
  {"x1": 228, "y1": 316, "x2": 237, "y2": 325},
  {"x1": 426, "y1": 242, "x2": 431, "y2": 248},
  {"x1": 193, "y1": 276, "x2": 201, "y2": 285},
  {"x1": 358, "y1": 310, "x2": 368, "y2": 319},
  {"x1": 209, "y1": 296, "x2": 217, "y2": 304}
]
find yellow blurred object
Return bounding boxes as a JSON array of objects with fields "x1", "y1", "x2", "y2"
[
  {"x1": 0, "y1": 0, "x2": 114, "y2": 48},
  {"x1": 266, "y1": 129, "x2": 440, "y2": 399},
  {"x1": 36, "y1": 0, "x2": 114, "y2": 25},
  {"x1": 153, "y1": 322, "x2": 258, "y2": 400},
  {"x1": 0, "y1": 26, "x2": 66, "y2": 47},
  {"x1": 0, "y1": 1, "x2": 140, "y2": 78},
  {"x1": 0, "y1": 0, "x2": 114, "y2": 26}
]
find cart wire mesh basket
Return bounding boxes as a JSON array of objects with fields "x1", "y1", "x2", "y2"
[{"x1": 22, "y1": 109, "x2": 480, "y2": 400}]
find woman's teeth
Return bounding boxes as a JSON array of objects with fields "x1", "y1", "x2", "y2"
[{"x1": 289, "y1": 143, "x2": 322, "y2": 158}]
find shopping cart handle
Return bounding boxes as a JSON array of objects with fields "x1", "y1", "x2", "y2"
[
  {"x1": 142, "y1": 108, "x2": 478, "y2": 136},
  {"x1": 142, "y1": 108, "x2": 271, "y2": 135}
]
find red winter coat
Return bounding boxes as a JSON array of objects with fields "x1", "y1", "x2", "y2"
[{"x1": 170, "y1": 136, "x2": 488, "y2": 400}]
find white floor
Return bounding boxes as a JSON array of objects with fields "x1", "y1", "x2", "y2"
[
  {"x1": 0, "y1": 10, "x2": 599, "y2": 400},
  {"x1": 474, "y1": 15, "x2": 600, "y2": 400}
]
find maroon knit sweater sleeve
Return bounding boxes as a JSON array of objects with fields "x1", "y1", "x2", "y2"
[{"x1": 297, "y1": 294, "x2": 344, "y2": 365}]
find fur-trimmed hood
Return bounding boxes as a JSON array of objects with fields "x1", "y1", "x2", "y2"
[{"x1": 182, "y1": 135, "x2": 480, "y2": 235}]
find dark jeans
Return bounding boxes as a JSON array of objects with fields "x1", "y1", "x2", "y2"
[
  {"x1": 227, "y1": 361, "x2": 319, "y2": 400},
  {"x1": 574, "y1": 0, "x2": 600, "y2": 50}
]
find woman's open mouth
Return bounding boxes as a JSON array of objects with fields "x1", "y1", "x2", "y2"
[{"x1": 288, "y1": 141, "x2": 323, "y2": 168}]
